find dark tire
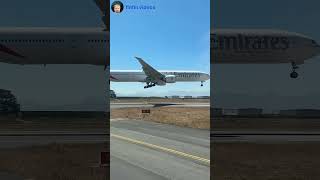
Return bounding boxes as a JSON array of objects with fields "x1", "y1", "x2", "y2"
[{"x1": 290, "y1": 71, "x2": 298, "y2": 78}]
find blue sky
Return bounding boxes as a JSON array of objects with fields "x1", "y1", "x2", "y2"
[
  {"x1": 212, "y1": 0, "x2": 320, "y2": 111},
  {"x1": 110, "y1": 0, "x2": 210, "y2": 97}
]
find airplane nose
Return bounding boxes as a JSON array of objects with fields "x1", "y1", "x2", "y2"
[
  {"x1": 206, "y1": 74, "x2": 210, "y2": 80},
  {"x1": 203, "y1": 73, "x2": 210, "y2": 80}
]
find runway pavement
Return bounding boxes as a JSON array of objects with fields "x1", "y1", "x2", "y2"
[
  {"x1": 110, "y1": 102, "x2": 209, "y2": 109},
  {"x1": 111, "y1": 119, "x2": 210, "y2": 180},
  {"x1": 212, "y1": 131, "x2": 320, "y2": 143}
]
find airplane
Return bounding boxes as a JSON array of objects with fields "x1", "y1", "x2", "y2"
[
  {"x1": 0, "y1": 0, "x2": 108, "y2": 67},
  {"x1": 211, "y1": 29, "x2": 320, "y2": 78},
  {"x1": 110, "y1": 57, "x2": 210, "y2": 88},
  {"x1": 0, "y1": 1, "x2": 318, "y2": 80}
]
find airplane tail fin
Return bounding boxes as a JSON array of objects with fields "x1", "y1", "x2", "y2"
[{"x1": 93, "y1": 0, "x2": 109, "y2": 27}]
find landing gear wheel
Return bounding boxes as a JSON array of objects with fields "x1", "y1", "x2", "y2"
[
  {"x1": 290, "y1": 71, "x2": 298, "y2": 79},
  {"x1": 201, "y1": 81, "x2": 204, "y2": 87}
]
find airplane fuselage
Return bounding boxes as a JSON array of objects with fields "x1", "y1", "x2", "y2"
[
  {"x1": 0, "y1": 27, "x2": 108, "y2": 65},
  {"x1": 211, "y1": 29, "x2": 320, "y2": 64},
  {"x1": 110, "y1": 70, "x2": 210, "y2": 85},
  {"x1": 0, "y1": 28, "x2": 318, "y2": 67}
]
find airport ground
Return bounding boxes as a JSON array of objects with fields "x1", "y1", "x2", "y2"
[
  {"x1": 213, "y1": 116, "x2": 320, "y2": 180},
  {"x1": 111, "y1": 119, "x2": 209, "y2": 180},
  {"x1": 0, "y1": 143, "x2": 108, "y2": 180},
  {"x1": 4, "y1": 99, "x2": 320, "y2": 179},
  {"x1": 213, "y1": 142, "x2": 320, "y2": 180},
  {"x1": 111, "y1": 97, "x2": 210, "y2": 103},
  {"x1": 111, "y1": 106, "x2": 209, "y2": 129},
  {"x1": 0, "y1": 100, "x2": 210, "y2": 180},
  {"x1": 213, "y1": 116, "x2": 320, "y2": 131},
  {"x1": 110, "y1": 100, "x2": 210, "y2": 179},
  {"x1": 0, "y1": 114, "x2": 108, "y2": 180}
]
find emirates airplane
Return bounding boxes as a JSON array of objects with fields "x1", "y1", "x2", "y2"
[
  {"x1": 0, "y1": 0, "x2": 318, "y2": 80},
  {"x1": 211, "y1": 29, "x2": 320, "y2": 78},
  {"x1": 110, "y1": 57, "x2": 210, "y2": 88},
  {"x1": 0, "y1": 0, "x2": 108, "y2": 67}
]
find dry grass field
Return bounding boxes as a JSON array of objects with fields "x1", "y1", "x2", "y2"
[
  {"x1": 0, "y1": 143, "x2": 108, "y2": 180},
  {"x1": 213, "y1": 142, "x2": 320, "y2": 180},
  {"x1": 111, "y1": 107, "x2": 210, "y2": 129}
]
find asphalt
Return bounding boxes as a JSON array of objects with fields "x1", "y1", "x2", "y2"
[
  {"x1": 110, "y1": 119, "x2": 210, "y2": 180},
  {"x1": 0, "y1": 172, "x2": 23, "y2": 180},
  {"x1": 110, "y1": 102, "x2": 209, "y2": 109},
  {"x1": 212, "y1": 130, "x2": 320, "y2": 143}
]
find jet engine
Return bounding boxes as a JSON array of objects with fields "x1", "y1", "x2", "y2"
[{"x1": 165, "y1": 75, "x2": 176, "y2": 83}]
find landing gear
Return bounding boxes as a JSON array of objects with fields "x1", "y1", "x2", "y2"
[
  {"x1": 290, "y1": 62, "x2": 299, "y2": 79},
  {"x1": 201, "y1": 81, "x2": 204, "y2": 87},
  {"x1": 290, "y1": 71, "x2": 298, "y2": 79},
  {"x1": 144, "y1": 82, "x2": 156, "y2": 89}
]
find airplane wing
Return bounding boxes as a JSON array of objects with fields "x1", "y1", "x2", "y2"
[{"x1": 135, "y1": 57, "x2": 166, "y2": 84}]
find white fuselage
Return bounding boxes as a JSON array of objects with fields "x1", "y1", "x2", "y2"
[
  {"x1": 0, "y1": 27, "x2": 108, "y2": 65},
  {"x1": 211, "y1": 29, "x2": 320, "y2": 64},
  {"x1": 110, "y1": 70, "x2": 210, "y2": 84},
  {"x1": 0, "y1": 28, "x2": 318, "y2": 66}
]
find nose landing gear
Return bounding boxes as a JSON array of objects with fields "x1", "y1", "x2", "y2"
[
  {"x1": 201, "y1": 81, "x2": 204, "y2": 87},
  {"x1": 290, "y1": 62, "x2": 299, "y2": 79}
]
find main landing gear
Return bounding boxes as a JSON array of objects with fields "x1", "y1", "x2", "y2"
[
  {"x1": 290, "y1": 62, "x2": 299, "y2": 79},
  {"x1": 201, "y1": 81, "x2": 204, "y2": 87},
  {"x1": 144, "y1": 82, "x2": 156, "y2": 89}
]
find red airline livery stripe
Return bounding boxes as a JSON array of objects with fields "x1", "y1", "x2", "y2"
[{"x1": 0, "y1": 44, "x2": 25, "y2": 58}]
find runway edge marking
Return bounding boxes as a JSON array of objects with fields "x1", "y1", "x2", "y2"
[{"x1": 111, "y1": 133, "x2": 210, "y2": 165}]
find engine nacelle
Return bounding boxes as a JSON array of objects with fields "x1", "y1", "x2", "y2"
[{"x1": 165, "y1": 75, "x2": 176, "y2": 83}]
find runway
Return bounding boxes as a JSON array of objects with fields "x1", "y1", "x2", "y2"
[
  {"x1": 110, "y1": 102, "x2": 209, "y2": 109},
  {"x1": 212, "y1": 131, "x2": 320, "y2": 143},
  {"x1": 111, "y1": 119, "x2": 210, "y2": 180}
]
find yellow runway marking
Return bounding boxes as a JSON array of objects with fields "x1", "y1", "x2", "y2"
[{"x1": 111, "y1": 133, "x2": 210, "y2": 165}]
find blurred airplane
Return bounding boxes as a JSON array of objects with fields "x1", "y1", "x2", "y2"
[
  {"x1": 0, "y1": 0, "x2": 108, "y2": 67},
  {"x1": 211, "y1": 29, "x2": 320, "y2": 78}
]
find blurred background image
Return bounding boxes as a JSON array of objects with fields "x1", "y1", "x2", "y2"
[{"x1": 212, "y1": 0, "x2": 320, "y2": 179}]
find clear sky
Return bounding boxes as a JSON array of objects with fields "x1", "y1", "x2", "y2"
[
  {"x1": 212, "y1": 0, "x2": 320, "y2": 111},
  {"x1": 0, "y1": 0, "x2": 107, "y2": 111},
  {"x1": 110, "y1": 0, "x2": 210, "y2": 97}
]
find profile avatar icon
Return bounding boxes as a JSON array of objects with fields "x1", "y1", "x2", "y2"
[{"x1": 111, "y1": 1, "x2": 124, "y2": 13}]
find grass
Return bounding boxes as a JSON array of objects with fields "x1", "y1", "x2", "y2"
[{"x1": 111, "y1": 107, "x2": 210, "y2": 129}]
